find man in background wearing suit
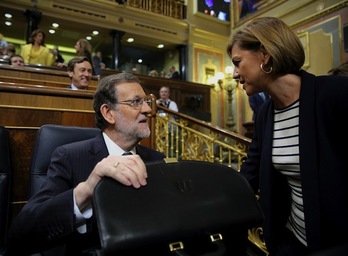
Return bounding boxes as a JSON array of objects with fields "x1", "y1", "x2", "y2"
[
  {"x1": 8, "y1": 73, "x2": 166, "y2": 255},
  {"x1": 67, "y1": 56, "x2": 93, "y2": 90},
  {"x1": 167, "y1": 65, "x2": 180, "y2": 79}
]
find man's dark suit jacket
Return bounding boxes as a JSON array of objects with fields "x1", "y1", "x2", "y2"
[
  {"x1": 8, "y1": 133, "x2": 165, "y2": 255},
  {"x1": 248, "y1": 92, "x2": 269, "y2": 121},
  {"x1": 241, "y1": 70, "x2": 348, "y2": 254},
  {"x1": 169, "y1": 71, "x2": 180, "y2": 79}
]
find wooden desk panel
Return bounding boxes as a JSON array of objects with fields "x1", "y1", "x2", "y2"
[
  {"x1": 0, "y1": 64, "x2": 99, "y2": 87},
  {"x1": 0, "y1": 84, "x2": 97, "y2": 223}
]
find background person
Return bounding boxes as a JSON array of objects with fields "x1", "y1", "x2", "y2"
[
  {"x1": 9, "y1": 54, "x2": 24, "y2": 66},
  {"x1": 0, "y1": 43, "x2": 16, "y2": 61},
  {"x1": 227, "y1": 16, "x2": 348, "y2": 255},
  {"x1": 248, "y1": 91, "x2": 269, "y2": 121},
  {"x1": 75, "y1": 38, "x2": 95, "y2": 75},
  {"x1": 0, "y1": 33, "x2": 8, "y2": 48},
  {"x1": 327, "y1": 61, "x2": 348, "y2": 76},
  {"x1": 67, "y1": 56, "x2": 93, "y2": 90},
  {"x1": 149, "y1": 69, "x2": 158, "y2": 77},
  {"x1": 167, "y1": 66, "x2": 180, "y2": 79},
  {"x1": 92, "y1": 51, "x2": 103, "y2": 76},
  {"x1": 156, "y1": 86, "x2": 178, "y2": 113},
  {"x1": 20, "y1": 29, "x2": 56, "y2": 66},
  {"x1": 51, "y1": 45, "x2": 65, "y2": 66},
  {"x1": 7, "y1": 72, "x2": 166, "y2": 255}
]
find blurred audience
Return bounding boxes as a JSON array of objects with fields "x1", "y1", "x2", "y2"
[
  {"x1": 9, "y1": 54, "x2": 24, "y2": 67},
  {"x1": 0, "y1": 33, "x2": 8, "y2": 49},
  {"x1": 67, "y1": 56, "x2": 92, "y2": 90},
  {"x1": 167, "y1": 66, "x2": 180, "y2": 79},
  {"x1": 75, "y1": 39, "x2": 95, "y2": 75},
  {"x1": 51, "y1": 45, "x2": 65, "y2": 66},
  {"x1": 156, "y1": 86, "x2": 178, "y2": 113},
  {"x1": 328, "y1": 61, "x2": 348, "y2": 76},
  {"x1": 0, "y1": 43, "x2": 16, "y2": 62},
  {"x1": 6, "y1": 43, "x2": 16, "y2": 57},
  {"x1": 21, "y1": 29, "x2": 56, "y2": 66},
  {"x1": 149, "y1": 69, "x2": 158, "y2": 77},
  {"x1": 92, "y1": 51, "x2": 103, "y2": 76},
  {"x1": 160, "y1": 70, "x2": 166, "y2": 78}
]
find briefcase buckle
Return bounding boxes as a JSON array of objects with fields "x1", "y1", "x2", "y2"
[
  {"x1": 210, "y1": 233, "x2": 223, "y2": 242},
  {"x1": 169, "y1": 241, "x2": 184, "y2": 251}
]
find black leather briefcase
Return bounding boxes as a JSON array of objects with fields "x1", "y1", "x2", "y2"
[{"x1": 93, "y1": 159, "x2": 263, "y2": 256}]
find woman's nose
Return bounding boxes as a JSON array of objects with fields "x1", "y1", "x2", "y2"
[{"x1": 233, "y1": 69, "x2": 239, "y2": 79}]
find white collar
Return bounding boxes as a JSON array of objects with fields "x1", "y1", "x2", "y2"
[{"x1": 102, "y1": 132, "x2": 136, "y2": 155}]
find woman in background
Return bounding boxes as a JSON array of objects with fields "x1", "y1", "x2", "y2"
[
  {"x1": 75, "y1": 38, "x2": 95, "y2": 75},
  {"x1": 21, "y1": 29, "x2": 56, "y2": 66}
]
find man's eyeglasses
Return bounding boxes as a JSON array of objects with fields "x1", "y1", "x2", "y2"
[{"x1": 116, "y1": 98, "x2": 153, "y2": 108}]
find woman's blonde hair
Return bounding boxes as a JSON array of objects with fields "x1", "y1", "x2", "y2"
[{"x1": 226, "y1": 17, "x2": 305, "y2": 76}]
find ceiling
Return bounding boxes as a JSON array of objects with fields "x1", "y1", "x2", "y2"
[{"x1": 0, "y1": 3, "x2": 178, "y2": 68}]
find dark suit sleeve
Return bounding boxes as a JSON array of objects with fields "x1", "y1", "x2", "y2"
[
  {"x1": 8, "y1": 138, "x2": 105, "y2": 254},
  {"x1": 8, "y1": 146, "x2": 78, "y2": 253},
  {"x1": 170, "y1": 71, "x2": 180, "y2": 79}
]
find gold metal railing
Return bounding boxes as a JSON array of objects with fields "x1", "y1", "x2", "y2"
[
  {"x1": 125, "y1": 0, "x2": 186, "y2": 20},
  {"x1": 155, "y1": 109, "x2": 249, "y2": 170},
  {"x1": 152, "y1": 103, "x2": 268, "y2": 255}
]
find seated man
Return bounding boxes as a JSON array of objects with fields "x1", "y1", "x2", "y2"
[
  {"x1": 9, "y1": 54, "x2": 24, "y2": 67},
  {"x1": 67, "y1": 56, "x2": 93, "y2": 90},
  {"x1": 7, "y1": 72, "x2": 166, "y2": 255}
]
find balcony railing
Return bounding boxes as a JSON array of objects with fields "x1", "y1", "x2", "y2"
[
  {"x1": 154, "y1": 105, "x2": 250, "y2": 171},
  {"x1": 125, "y1": 0, "x2": 186, "y2": 19}
]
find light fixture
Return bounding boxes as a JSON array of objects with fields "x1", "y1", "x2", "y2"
[
  {"x1": 49, "y1": 29, "x2": 55, "y2": 34},
  {"x1": 86, "y1": 36, "x2": 92, "y2": 40},
  {"x1": 216, "y1": 72, "x2": 224, "y2": 90},
  {"x1": 127, "y1": 38, "x2": 134, "y2": 43},
  {"x1": 138, "y1": 59, "x2": 143, "y2": 63},
  {"x1": 4, "y1": 13, "x2": 12, "y2": 19},
  {"x1": 216, "y1": 72, "x2": 224, "y2": 80},
  {"x1": 93, "y1": 31, "x2": 99, "y2": 35},
  {"x1": 225, "y1": 66, "x2": 233, "y2": 75},
  {"x1": 52, "y1": 23, "x2": 59, "y2": 28},
  {"x1": 157, "y1": 44, "x2": 164, "y2": 49},
  {"x1": 208, "y1": 76, "x2": 217, "y2": 85},
  {"x1": 5, "y1": 21, "x2": 12, "y2": 26}
]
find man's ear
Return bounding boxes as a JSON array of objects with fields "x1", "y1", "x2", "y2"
[
  {"x1": 100, "y1": 104, "x2": 116, "y2": 124},
  {"x1": 68, "y1": 71, "x2": 73, "y2": 78}
]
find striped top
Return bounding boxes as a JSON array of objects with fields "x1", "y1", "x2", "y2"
[{"x1": 272, "y1": 100, "x2": 307, "y2": 246}]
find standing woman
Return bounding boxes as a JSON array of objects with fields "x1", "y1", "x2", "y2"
[
  {"x1": 21, "y1": 29, "x2": 56, "y2": 66},
  {"x1": 227, "y1": 17, "x2": 348, "y2": 255},
  {"x1": 74, "y1": 38, "x2": 95, "y2": 75}
]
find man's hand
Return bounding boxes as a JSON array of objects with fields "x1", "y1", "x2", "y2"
[{"x1": 74, "y1": 154, "x2": 147, "y2": 212}]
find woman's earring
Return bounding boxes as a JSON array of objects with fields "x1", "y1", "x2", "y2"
[{"x1": 260, "y1": 63, "x2": 273, "y2": 74}]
